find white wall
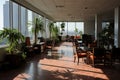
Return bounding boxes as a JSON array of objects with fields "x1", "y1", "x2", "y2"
[{"x1": 84, "y1": 20, "x2": 95, "y2": 36}]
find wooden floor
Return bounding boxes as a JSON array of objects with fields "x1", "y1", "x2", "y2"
[{"x1": 0, "y1": 42, "x2": 120, "y2": 80}]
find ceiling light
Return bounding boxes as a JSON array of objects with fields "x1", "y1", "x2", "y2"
[
  {"x1": 85, "y1": 7, "x2": 88, "y2": 9},
  {"x1": 56, "y1": 5, "x2": 64, "y2": 8}
]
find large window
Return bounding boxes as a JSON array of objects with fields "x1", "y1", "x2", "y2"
[
  {"x1": 56, "y1": 22, "x2": 84, "y2": 36},
  {"x1": 67, "y1": 22, "x2": 75, "y2": 36},
  {"x1": 76, "y1": 22, "x2": 84, "y2": 35}
]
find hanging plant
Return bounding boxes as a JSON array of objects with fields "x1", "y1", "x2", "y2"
[
  {"x1": 98, "y1": 23, "x2": 114, "y2": 49},
  {"x1": 61, "y1": 22, "x2": 65, "y2": 31},
  {"x1": 60, "y1": 32, "x2": 63, "y2": 35}
]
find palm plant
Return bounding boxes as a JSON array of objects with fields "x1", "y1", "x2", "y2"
[
  {"x1": 0, "y1": 28, "x2": 25, "y2": 54},
  {"x1": 32, "y1": 17, "x2": 45, "y2": 44},
  {"x1": 48, "y1": 22, "x2": 60, "y2": 45},
  {"x1": 79, "y1": 31, "x2": 82, "y2": 39},
  {"x1": 52, "y1": 26, "x2": 60, "y2": 40},
  {"x1": 49, "y1": 22, "x2": 60, "y2": 39},
  {"x1": 74, "y1": 27, "x2": 78, "y2": 36},
  {"x1": 48, "y1": 22, "x2": 54, "y2": 39}
]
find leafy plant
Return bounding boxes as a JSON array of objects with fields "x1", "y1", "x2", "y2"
[
  {"x1": 74, "y1": 27, "x2": 78, "y2": 36},
  {"x1": 52, "y1": 25, "x2": 60, "y2": 40},
  {"x1": 0, "y1": 28, "x2": 25, "y2": 54},
  {"x1": 28, "y1": 17, "x2": 45, "y2": 44},
  {"x1": 79, "y1": 31, "x2": 82, "y2": 38},
  {"x1": 48, "y1": 22, "x2": 54, "y2": 39},
  {"x1": 49, "y1": 22, "x2": 60, "y2": 39},
  {"x1": 48, "y1": 22, "x2": 60, "y2": 45},
  {"x1": 61, "y1": 22, "x2": 65, "y2": 31},
  {"x1": 98, "y1": 23, "x2": 114, "y2": 49}
]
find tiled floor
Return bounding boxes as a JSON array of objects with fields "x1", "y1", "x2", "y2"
[{"x1": 0, "y1": 42, "x2": 120, "y2": 80}]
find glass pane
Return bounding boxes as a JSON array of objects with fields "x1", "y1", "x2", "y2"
[
  {"x1": 13, "y1": 2, "x2": 18, "y2": 29},
  {"x1": 27, "y1": 10, "x2": 33, "y2": 40},
  {"x1": 56, "y1": 22, "x2": 84, "y2": 37},
  {"x1": 0, "y1": 0, "x2": 9, "y2": 46},
  {"x1": 76, "y1": 22, "x2": 84, "y2": 35},
  {"x1": 21, "y1": 6, "x2": 27, "y2": 36},
  {"x1": 68, "y1": 22, "x2": 75, "y2": 36},
  {"x1": 2, "y1": 0, "x2": 10, "y2": 29}
]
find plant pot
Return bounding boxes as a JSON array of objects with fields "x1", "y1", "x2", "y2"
[{"x1": 4, "y1": 54, "x2": 23, "y2": 68}]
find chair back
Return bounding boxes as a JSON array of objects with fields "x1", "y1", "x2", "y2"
[
  {"x1": 25, "y1": 37, "x2": 31, "y2": 46},
  {"x1": 111, "y1": 48, "x2": 120, "y2": 59},
  {"x1": 93, "y1": 48, "x2": 105, "y2": 57}
]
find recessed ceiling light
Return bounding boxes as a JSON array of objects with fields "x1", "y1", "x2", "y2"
[
  {"x1": 85, "y1": 7, "x2": 88, "y2": 9},
  {"x1": 56, "y1": 5, "x2": 64, "y2": 8}
]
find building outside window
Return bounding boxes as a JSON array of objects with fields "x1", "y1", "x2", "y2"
[
  {"x1": 13, "y1": 2, "x2": 18, "y2": 29},
  {"x1": 27, "y1": 10, "x2": 34, "y2": 40},
  {"x1": 0, "y1": 0, "x2": 9, "y2": 46},
  {"x1": 21, "y1": 6, "x2": 27, "y2": 36}
]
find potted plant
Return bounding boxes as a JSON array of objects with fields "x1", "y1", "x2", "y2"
[
  {"x1": 61, "y1": 22, "x2": 65, "y2": 31},
  {"x1": 48, "y1": 22, "x2": 54, "y2": 40},
  {"x1": 74, "y1": 27, "x2": 78, "y2": 37},
  {"x1": 48, "y1": 22, "x2": 60, "y2": 46},
  {"x1": 98, "y1": 23, "x2": 114, "y2": 49},
  {"x1": 32, "y1": 17, "x2": 45, "y2": 44},
  {"x1": 0, "y1": 28, "x2": 25, "y2": 67}
]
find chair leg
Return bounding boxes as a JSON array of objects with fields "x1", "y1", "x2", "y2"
[
  {"x1": 92, "y1": 59, "x2": 94, "y2": 67},
  {"x1": 74, "y1": 55, "x2": 76, "y2": 63},
  {"x1": 74, "y1": 53, "x2": 77, "y2": 63},
  {"x1": 86, "y1": 56, "x2": 89, "y2": 64},
  {"x1": 90, "y1": 55, "x2": 94, "y2": 67},
  {"x1": 77, "y1": 58, "x2": 79, "y2": 65},
  {"x1": 82, "y1": 58, "x2": 85, "y2": 62}
]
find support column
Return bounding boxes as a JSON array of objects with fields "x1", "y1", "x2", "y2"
[
  {"x1": 18, "y1": 5, "x2": 21, "y2": 32},
  {"x1": 25, "y1": 8, "x2": 28, "y2": 36},
  {"x1": 43, "y1": 17, "x2": 46, "y2": 38},
  {"x1": 95, "y1": 14, "x2": 102, "y2": 47},
  {"x1": 95, "y1": 14, "x2": 97, "y2": 40},
  {"x1": 95, "y1": 14, "x2": 102, "y2": 40},
  {"x1": 114, "y1": 7, "x2": 120, "y2": 47}
]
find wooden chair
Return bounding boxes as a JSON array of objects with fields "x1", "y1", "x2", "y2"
[
  {"x1": 87, "y1": 48, "x2": 113, "y2": 67},
  {"x1": 93, "y1": 48, "x2": 106, "y2": 66},
  {"x1": 45, "y1": 39, "x2": 55, "y2": 52},
  {"x1": 111, "y1": 47, "x2": 120, "y2": 64},
  {"x1": 25, "y1": 37, "x2": 31, "y2": 46},
  {"x1": 25, "y1": 37, "x2": 34, "y2": 57},
  {"x1": 74, "y1": 41, "x2": 87, "y2": 65},
  {"x1": 87, "y1": 51, "x2": 94, "y2": 66}
]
